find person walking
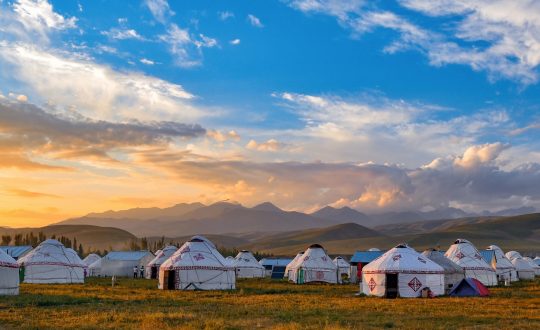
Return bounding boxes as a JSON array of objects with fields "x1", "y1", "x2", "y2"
[
  {"x1": 133, "y1": 265, "x2": 138, "y2": 278},
  {"x1": 140, "y1": 265, "x2": 144, "y2": 278}
]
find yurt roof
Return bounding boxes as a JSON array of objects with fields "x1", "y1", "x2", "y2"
[
  {"x1": 293, "y1": 244, "x2": 336, "y2": 271},
  {"x1": 17, "y1": 239, "x2": 84, "y2": 266},
  {"x1": 0, "y1": 248, "x2": 18, "y2": 268},
  {"x1": 88, "y1": 258, "x2": 102, "y2": 269},
  {"x1": 505, "y1": 251, "x2": 522, "y2": 261},
  {"x1": 511, "y1": 257, "x2": 534, "y2": 271},
  {"x1": 422, "y1": 249, "x2": 464, "y2": 273},
  {"x1": 364, "y1": 244, "x2": 445, "y2": 274},
  {"x1": 350, "y1": 250, "x2": 385, "y2": 263},
  {"x1": 161, "y1": 237, "x2": 229, "y2": 269},
  {"x1": 479, "y1": 250, "x2": 496, "y2": 264},
  {"x1": 190, "y1": 235, "x2": 216, "y2": 249},
  {"x1": 445, "y1": 239, "x2": 494, "y2": 271},
  {"x1": 259, "y1": 258, "x2": 293, "y2": 267},
  {"x1": 105, "y1": 251, "x2": 153, "y2": 261},
  {"x1": 0, "y1": 246, "x2": 32, "y2": 259},
  {"x1": 82, "y1": 254, "x2": 101, "y2": 266}
]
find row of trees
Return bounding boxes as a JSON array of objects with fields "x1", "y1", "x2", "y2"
[{"x1": 1, "y1": 232, "x2": 84, "y2": 256}]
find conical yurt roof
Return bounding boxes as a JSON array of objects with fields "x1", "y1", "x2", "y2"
[
  {"x1": 147, "y1": 245, "x2": 178, "y2": 267},
  {"x1": 364, "y1": 244, "x2": 444, "y2": 274},
  {"x1": 422, "y1": 249, "x2": 463, "y2": 274},
  {"x1": 82, "y1": 254, "x2": 101, "y2": 266},
  {"x1": 511, "y1": 256, "x2": 534, "y2": 271},
  {"x1": 505, "y1": 251, "x2": 522, "y2": 261},
  {"x1": 285, "y1": 252, "x2": 304, "y2": 275},
  {"x1": 444, "y1": 239, "x2": 494, "y2": 271},
  {"x1": 523, "y1": 257, "x2": 540, "y2": 271},
  {"x1": 161, "y1": 236, "x2": 230, "y2": 270},
  {"x1": 0, "y1": 248, "x2": 18, "y2": 268},
  {"x1": 333, "y1": 256, "x2": 350, "y2": 268},
  {"x1": 294, "y1": 244, "x2": 336, "y2": 271},
  {"x1": 18, "y1": 239, "x2": 85, "y2": 267},
  {"x1": 190, "y1": 235, "x2": 216, "y2": 249},
  {"x1": 88, "y1": 258, "x2": 101, "y2": 270},
  {"x1": 232, "y1": 251, "x2": 264, "y2": 269},
  {"x1": 486, "y1": 245, "x2": 515, "y2": 271}
]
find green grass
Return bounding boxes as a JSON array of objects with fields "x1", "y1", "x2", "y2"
[{"x1": 1, "y1": 278, "x2": 540, "y2": 329}]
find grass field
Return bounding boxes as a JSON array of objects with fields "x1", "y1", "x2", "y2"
[{"x1": 1, "y1": 278, "x2": 540, "y2": 329}]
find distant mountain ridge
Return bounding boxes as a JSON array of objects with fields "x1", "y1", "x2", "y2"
[{"x1": 55, "y1": 201, "x2": 536, "y2": 237}]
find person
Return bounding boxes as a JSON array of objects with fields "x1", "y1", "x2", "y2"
[
  {"x1": 140, "y1": 265, "x2": 144, "y2": 278},
  {"x1": 133, "y1": 265, "x2": 138, "y2": 278}
]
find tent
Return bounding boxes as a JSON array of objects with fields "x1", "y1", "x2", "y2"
[
  {"x1": 17, "y1": 239, "x2": 85, "y2": 284},
  {"x1": 88, "y1": 258, "x2": 102, "y2": 277},
  {"x1": 288, "y1": 244, "x2": 338, "y2": 284},
  {"x1": 523, "y1": 257, "x2": 540, "y2": 276},
  {"x1": 486, "y1": 245, "x2": 518, "y2": 282},
  {"x1": 0, "y1": 246, "x2": 32, "y2": 261},
  {"x1": 82, "y1": 253, "x2": 101, "y2": 267},
  {"x1": 259, "y1": 258, "x2": 293, "y2": 278},
  {"x1": 449, "y1": 278, "x2": 489, "y2": 297},
  {"x1": 422, "y1": 249, "x2": 465, "y2": 294},
  {"x1": 284, "y1": 252, "x2": 303, "y2": 279},
  {"x1": 146, "y1": 245, "x2": 178, "y2": 279},
  {"x1": 159, "y1": 236, "x2": 235, "y2": 290},
  {"x1": 333, "y1": 256, "x2": 351, "y2": 282},
  {"x1": 362, "y1": 244, "x2": 445, "y2": 298},
  {"x1": 510, "y1": 257, "x2": 535, "y2": 280},
  {"x1": 231, "y1": 250, "x2": 265, "y2": 278},
  {"x1": 100, "y1": 251, "x2": 154, "y2": 277},
  {"x1": 0, "y1": 248, "x2": 19, "y2": 295},
  {"x1": 444, "y1": 239, "x2": 497, "y2": 286}
]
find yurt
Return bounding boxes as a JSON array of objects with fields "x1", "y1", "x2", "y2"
[
  {"x1": 82, "y1": 253, "x2": 101, "y2": 267},
  {"x1": 333, "y1": 256, "x2": 351, "y2": 282},
  {"x1": 231, "y1": 250, "x2": 265, "y2": 278},
  {"x1": 504, "y1": 251, "x2": 535, "y2": 280},
  {"x1": 0, "y1": 248, "x2": 19, "y2": 295},
  {"x1": 284, "y1": 252, "x2": 303, "y2": 279},
  {"x1": 146, "y1": 245, "x2": 178, "y2": 279},
  {"x1": 17, "y1": 239, "x2": 85, "y2": 284},
  {"x1": 100, "y1": 251, "x2": 154, "y2": 277},
  {"x1": 444, "y1": 239, "x2": 497, "y2": 286},
  {"x1": 486, "y1": 245, "x2": 518, "y2": 282},
  {"x1": 88, "y1": 258, "x2": 102, "y2": 277},
  {"x1": 362, "y1": 244, "x2": 445, "y2": 298},
  {"x1": 422, "y1": 249, "x2": 465, "y2": 294},
  {"x1": 523, "y1": 257, "x2": 540, "y2": 276},
  {"x1": 159, "y1": 236, "x2": 235, "y2": 290},
  {"x1": 534, "y1": 256, "x2": 540, "y2": 265},
  {"x1": 288, "y1": 244, "x2": 338, "y2": 284}
]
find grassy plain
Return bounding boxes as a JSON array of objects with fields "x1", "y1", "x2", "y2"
[{"x1": 1, "y1": 278, "x2": 539, "y2": 329}]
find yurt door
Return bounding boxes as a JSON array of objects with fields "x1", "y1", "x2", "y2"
[
  {"x1": 167, "y1": 270, "x2": 176, "y2": 289},
  {"x1": 385, "y1": 273, "x2": 398, "y2": 298},
  {"x1": 151, "y1": 266, "x2": 158, "y2": 279}
]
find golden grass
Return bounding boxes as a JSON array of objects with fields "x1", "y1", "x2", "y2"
[{"x1": 1, "y1": 278, "x2": 539, "y2": 329}]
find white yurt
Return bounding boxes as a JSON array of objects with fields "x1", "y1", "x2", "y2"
[
  {"x1": 146, "y1": 245, "x2": 178, "y2": 279},
  {"x1": 422, "y1": 249, "x2": 465, "y2": 293},
  {"x1": 288, "y1": 244, "x2": 338, "y2": 284},
  {"x1": 82, "y1": 253, "x2": 101, "y2": 267},
  {"x1": 88, "y1": 258, "x2": 102, "y2": 277},
  {"x1": 0, "y1": 248, "x2": 19, "y2": 295},
  {"x1": 486, "y1": 245, "x2": 518, "y2": 282},
  {"x1": 509, "y1": 256, "x2": 535, "y2": 280},
  {"x1": 284, "y1": 252, "x2": 303, "y2": 279},
  {"x1": 362, "y1": 244, "x2": 444, "y2": 298},
  {"x1": 159, "y1": 236, "x2": 235, "y2": 290},
  {"x1": 18, "y1": 239, "x2": 85, "y2": 284},
  {"x1": 523, "y1": 257, "x2": 540, "y2": 276},
  {"x1": 100, "y1": 251, "x2": 154, "y2": 277},
  {"x1": 505, "y1": 251, "x2": 522, "y2": 261},
  {"x1": 231, "y1": 250, "x2": 265, "y2": 278},
  {"x1": 333, "y1": 256, "x2": 351, "y2": 281},
  {"x1": 444, "y1": 239, "x2": 497, "y2": 286}
]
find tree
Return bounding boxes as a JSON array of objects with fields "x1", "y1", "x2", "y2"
[
  {"x1": 78, "y1": 243, "x2": 84, "y2": 256},
  {"x1": 14, "y1": 234, "x2": 22, "y2": 245},
  {"x1": 1, "y1": 235, "x2": 12, "y2": 245}
]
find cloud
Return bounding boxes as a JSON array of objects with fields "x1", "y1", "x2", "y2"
[
  {"x1": 159, "y1": 24, "x2": 217, "y2": 68},
  {"x1": 207, "y1": 130, "x2": 241, "y2": 142},
  {"x1": 230, "y1": 38, "x2": 241, "y2": 45},
  {"x1": 219, "y1": 11, "x2": 234, "y2": 21},
  {"x1": 247, "y1": 14, "x2": 264, "y2": 28},
  {"x1": 4, "y1": 188, "x2": 61, "y2": 198},
  {"x1": 246, "y1": 139, "x2": 287, "y2": 152},
  {"x1": 0, "y1": 41, "x2": 208, "y2": 122},
  {"x1": 12, "y1": 0, "x2": 77, "y2": 41},
  {"x1": 101, "y1": 28, "x2": 144, "y2": 40},
  {"x1": 140, "y1": 58, "x2": 155, "y2": 65},
  {"x1": 144, "y1": 0, "x2": 174, "y2": 24},
  {"x1": 287, "y1": 0, "x2": 540, "y2": 84}
]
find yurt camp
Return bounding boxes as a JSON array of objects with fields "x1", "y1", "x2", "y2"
[
  {"x1": 88, "y1": 258, "x2": 102, "y2": 277},
  {"x1": 17, "y1": 239, "x2": 85, "y2": 284},
  {"x1": 444, "y1": 239, "x2": 497, "y2": 286},
  {"x1": 505, "y1": 252, "x2": 535, "y2": 280},
  {"x1": 284, "y1": 252, "x2": 303, "y2": 279},
  {"x1": 288, "y1": 244, "x2": 338, "y2": 284},
  {"x1": 159, "y1": 236, "x2": 235, "y2": 290},
  {"x1": 486, "y1": 245, "x2": 517, "y2": 282},
  {"x1": 422, "y1": 249, "x2": 465, "y2": 294},
  {"x1": 0, "y1": 248, "x2": 19, "y2": 295},
  {"x1": 231, "y1": 250, "x2": 265, "y2": 278},
  {"x1": 523, "y1": 257, "x2": 540, "y2": 276},
  {"x1": 333, "y1": 256, "x2": 351, "y2": 282},
  {"x1": 146, "y1": 245, "x2": 178, "y2": 279},
  {"x1": 100, "y1": 251, "x2": 154, "y2": 277},
  {"x1": 362, "y1": 244, "x2": 445, "y2": 298}
]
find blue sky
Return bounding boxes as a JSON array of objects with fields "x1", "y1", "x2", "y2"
[{"x1": 1, "y1": 0, "x2": 540, "y2": 226}]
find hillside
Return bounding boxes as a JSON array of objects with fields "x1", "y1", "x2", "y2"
[{"x1": 0, "y1": 225, "x2": 137, "y2": 251}]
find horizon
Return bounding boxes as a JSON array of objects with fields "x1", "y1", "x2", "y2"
[{"x1": 2, "y1": 0, "x2": 540, "y2": 227}]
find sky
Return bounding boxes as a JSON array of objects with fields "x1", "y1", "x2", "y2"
[{"x1": 1, "y1": 0, "x2": 540, "y2": 227}]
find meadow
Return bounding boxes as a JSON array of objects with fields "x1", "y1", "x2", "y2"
[{"x1": 1, "y1": 278, "x2": 539, "y2": 329}]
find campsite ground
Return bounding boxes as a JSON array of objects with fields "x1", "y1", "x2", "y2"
[{"x1": 1, "y1": 278, "x2": 539, "y2": 329}]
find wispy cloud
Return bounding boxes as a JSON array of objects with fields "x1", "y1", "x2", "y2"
[
  {"x1": 247, "y1": 14, "x2": 264, "y2": 28},
  {"x1": 218, "y1": 11, "x2": 234, "y2": 21},
  {"x1": 101, "y1": 28, "x2": 144, "y2": 40},
  {"x1": 144, "y1": 0, "x2": 174, "y2": 23}
]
